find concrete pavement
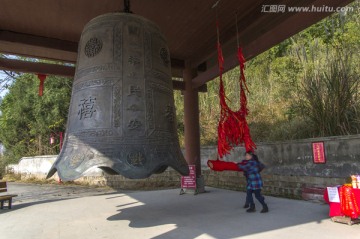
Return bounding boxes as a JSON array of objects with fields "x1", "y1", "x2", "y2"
[{"x1": 0, "y1": 183, "x2": 358, "y2": 239}]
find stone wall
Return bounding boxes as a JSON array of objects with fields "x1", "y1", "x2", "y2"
[
  {"x1": 203, "y1": 171, "x2": 347, "y2": 199},
  {"x1": 80, "y1": 170, "x2": 182, "y2": 190},
  {"x1": 6, "y1": 135, "x2": 360, "y2": 199},
  {"x1": 201, "y1": 135, "x2": 360, "y2": 199},
  {"x1": 184, "y1": 135, "x2": 358, "y2": 199},
  {"x1": 7, "y1": 155, "x2": 58, "y2": 179},
  {"x1": 6, "y1": 155, "x2": 182, "y2": 190},
  {"x1": 200, "y1": 134, "x2": 360, "y2": 177}
]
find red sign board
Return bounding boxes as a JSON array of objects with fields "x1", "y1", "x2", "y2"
[
  {"x1": 181, "y1": 165, "x2": 196, "y2": 189},
  {"x1": 312, "y1": 141, "x2": 326, "y2": 164}
]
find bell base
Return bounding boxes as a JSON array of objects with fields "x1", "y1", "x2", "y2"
[{"x1": 47, "y1": 161, "x2": 189, "y2": 181}]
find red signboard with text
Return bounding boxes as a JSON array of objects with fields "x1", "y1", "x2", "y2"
[
  {"x1": 312, "y1": 141, "x2": 326, "y2": 164},
  {"x1": 181, "y1": 165, "x2": 196, "y2": 189}
]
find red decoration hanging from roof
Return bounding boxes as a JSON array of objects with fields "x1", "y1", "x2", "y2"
[
  {"x1": 216, "y1": 19, "x2": 256, "y2": 159},
  {"x1": 37, "y1": 74, "x2": 47, "y2": 96}
]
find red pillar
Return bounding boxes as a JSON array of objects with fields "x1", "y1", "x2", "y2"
[{"x1": 183, "y1": 62, "x2": 205, "y2": 192}]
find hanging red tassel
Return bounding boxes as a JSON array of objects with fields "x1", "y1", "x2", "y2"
[
  {"x1": 215, "y1": 23, "x2": 256, "y2": 160},
  {"x1": 37, "y1": 74, "x2": 47, "y2": 96},
  {"x1": 207, "y1": 10, "x2": 256, "y2": 173}
]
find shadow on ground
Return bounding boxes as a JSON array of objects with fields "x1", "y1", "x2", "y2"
[
  {"x1": 0, "y1": 182, "x2": 119, "y2": 214},
  {"x1": 0, "y1": 191, "x2": 124, "y2": 215},
  {"x1": 107, "y1": 188, "x2": 330, "y2": 239},
  {"x1": 2, "y1": 182, "x2": 350, "y2": 239}
]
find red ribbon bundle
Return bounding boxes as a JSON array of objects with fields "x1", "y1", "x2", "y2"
[
  {"x1": 207, "y1": 17, "x2": 256, "y2": 172},
  {"x1": 216, "y1": 41, "x2": 256, "y2": 159}
]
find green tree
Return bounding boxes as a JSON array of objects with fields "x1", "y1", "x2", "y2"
[
  {"x1": 0, "y1": 73, "x2": 72, "y2": 167},
  {"x1": 175, "y1": 2, "x2": 360, "y2": 145}
]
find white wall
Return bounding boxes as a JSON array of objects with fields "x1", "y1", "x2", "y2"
[
  {"x1": 8, "y1": 155, "x2": 103, "y2": 178},
  {"x1": 18, "y1": 155, "x2": 57, "y2": 176}
]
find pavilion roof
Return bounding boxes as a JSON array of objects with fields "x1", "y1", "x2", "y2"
[{"x1": 0, "y1": 0, "x2": 352, "y2": 89}]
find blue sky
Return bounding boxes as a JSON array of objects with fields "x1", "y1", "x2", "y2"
[{"x1": 0, "y1": 71, "x2": 10, "y2": 97}]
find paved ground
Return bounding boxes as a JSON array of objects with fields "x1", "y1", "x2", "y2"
[
  {"x1": 0, "y1": 182, "x2": 358, "y2": 239},
  {"x1": 2, "y1": 182, "x2": 117, "y2": 204}
]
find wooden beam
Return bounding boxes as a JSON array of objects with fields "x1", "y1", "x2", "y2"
[
  {"x1": 170, "y1": 58, "x2": 185, "y2": 69},
  {"x1": 0, "y1": 30, "x2": 78, "y2": 63},
  {"x1": 0, "y1": 30, "x2": 185, "y2": 70},
  {"x1": 0, "y1": 58, "x2": 75, "y2": 77},
  {"x1": 0, "y1": 30, "x2": 78, "y2": 53},
  {"x1": 170, "y1": 58, "x2": 186, "y2": 78},
  {"x1": 0, "y1": 58, "x2": 204, "y2": 91},
  {"x1": 172, "y1": 80, "x2": 185, "y2": 91},
  {"x1": 172, "y1": 80, "x2": 207, "y2": 92},
  {"x1": 192, "y1": 0, "x2": 353, "y2": 89}
]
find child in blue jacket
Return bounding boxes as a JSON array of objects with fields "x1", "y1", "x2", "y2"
[{"x1": 238, "y1": 151, "x2": 268, "y2": 213}]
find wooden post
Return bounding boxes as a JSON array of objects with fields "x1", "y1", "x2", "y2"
[{"x1": 183, "y1": 62, "x2": 205, "y2": 193}]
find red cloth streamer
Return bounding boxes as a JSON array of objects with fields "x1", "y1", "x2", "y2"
[
  {"x1": 207, "y1": 159, "x2": 247, "y2": 172},
  {"x1": 207, "y1": 19, "x2": 256, "y2": 171},
  {"x1": 216, "y1": 36, "x2": 256, "y2": 159},
  {"x1": 37, "y1": 74, "x2": 47, "y2": 96}
]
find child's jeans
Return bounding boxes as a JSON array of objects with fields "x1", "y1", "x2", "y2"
[{"x1": 246, "y1": 189, "x2": 266, "y2": 206}]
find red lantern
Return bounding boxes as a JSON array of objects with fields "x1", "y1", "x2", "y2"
[
  {"x1": 37, "y1": 74, "x2": 47, "y2": 96},
  {"x1": 59, "y1": 132, "x2": 63, "y2": 150}
]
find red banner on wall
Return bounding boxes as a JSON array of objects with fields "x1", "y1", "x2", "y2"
[
  {"x1": 181, "y1": 165, "x2": 196, "y2": 189},
  {"x1": 312, "y1": 141, "x2": 326, "y2": 164}
]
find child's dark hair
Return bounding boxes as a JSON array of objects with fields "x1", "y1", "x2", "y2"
[
  {"x1": 245, "y1": 151, "x2": 259, "y2": 161},
  {"x1": 245, "y1": 151, "x2": 253, "y2": 156}
]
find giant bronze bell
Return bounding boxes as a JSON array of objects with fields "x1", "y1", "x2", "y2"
[{"x1": 47, "y1": 12, "x2": 189, "y2": 180}]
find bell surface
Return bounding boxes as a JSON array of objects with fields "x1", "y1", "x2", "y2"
[{"x1": 47, "y1": 13, "x2": 189, "y2": 180}]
